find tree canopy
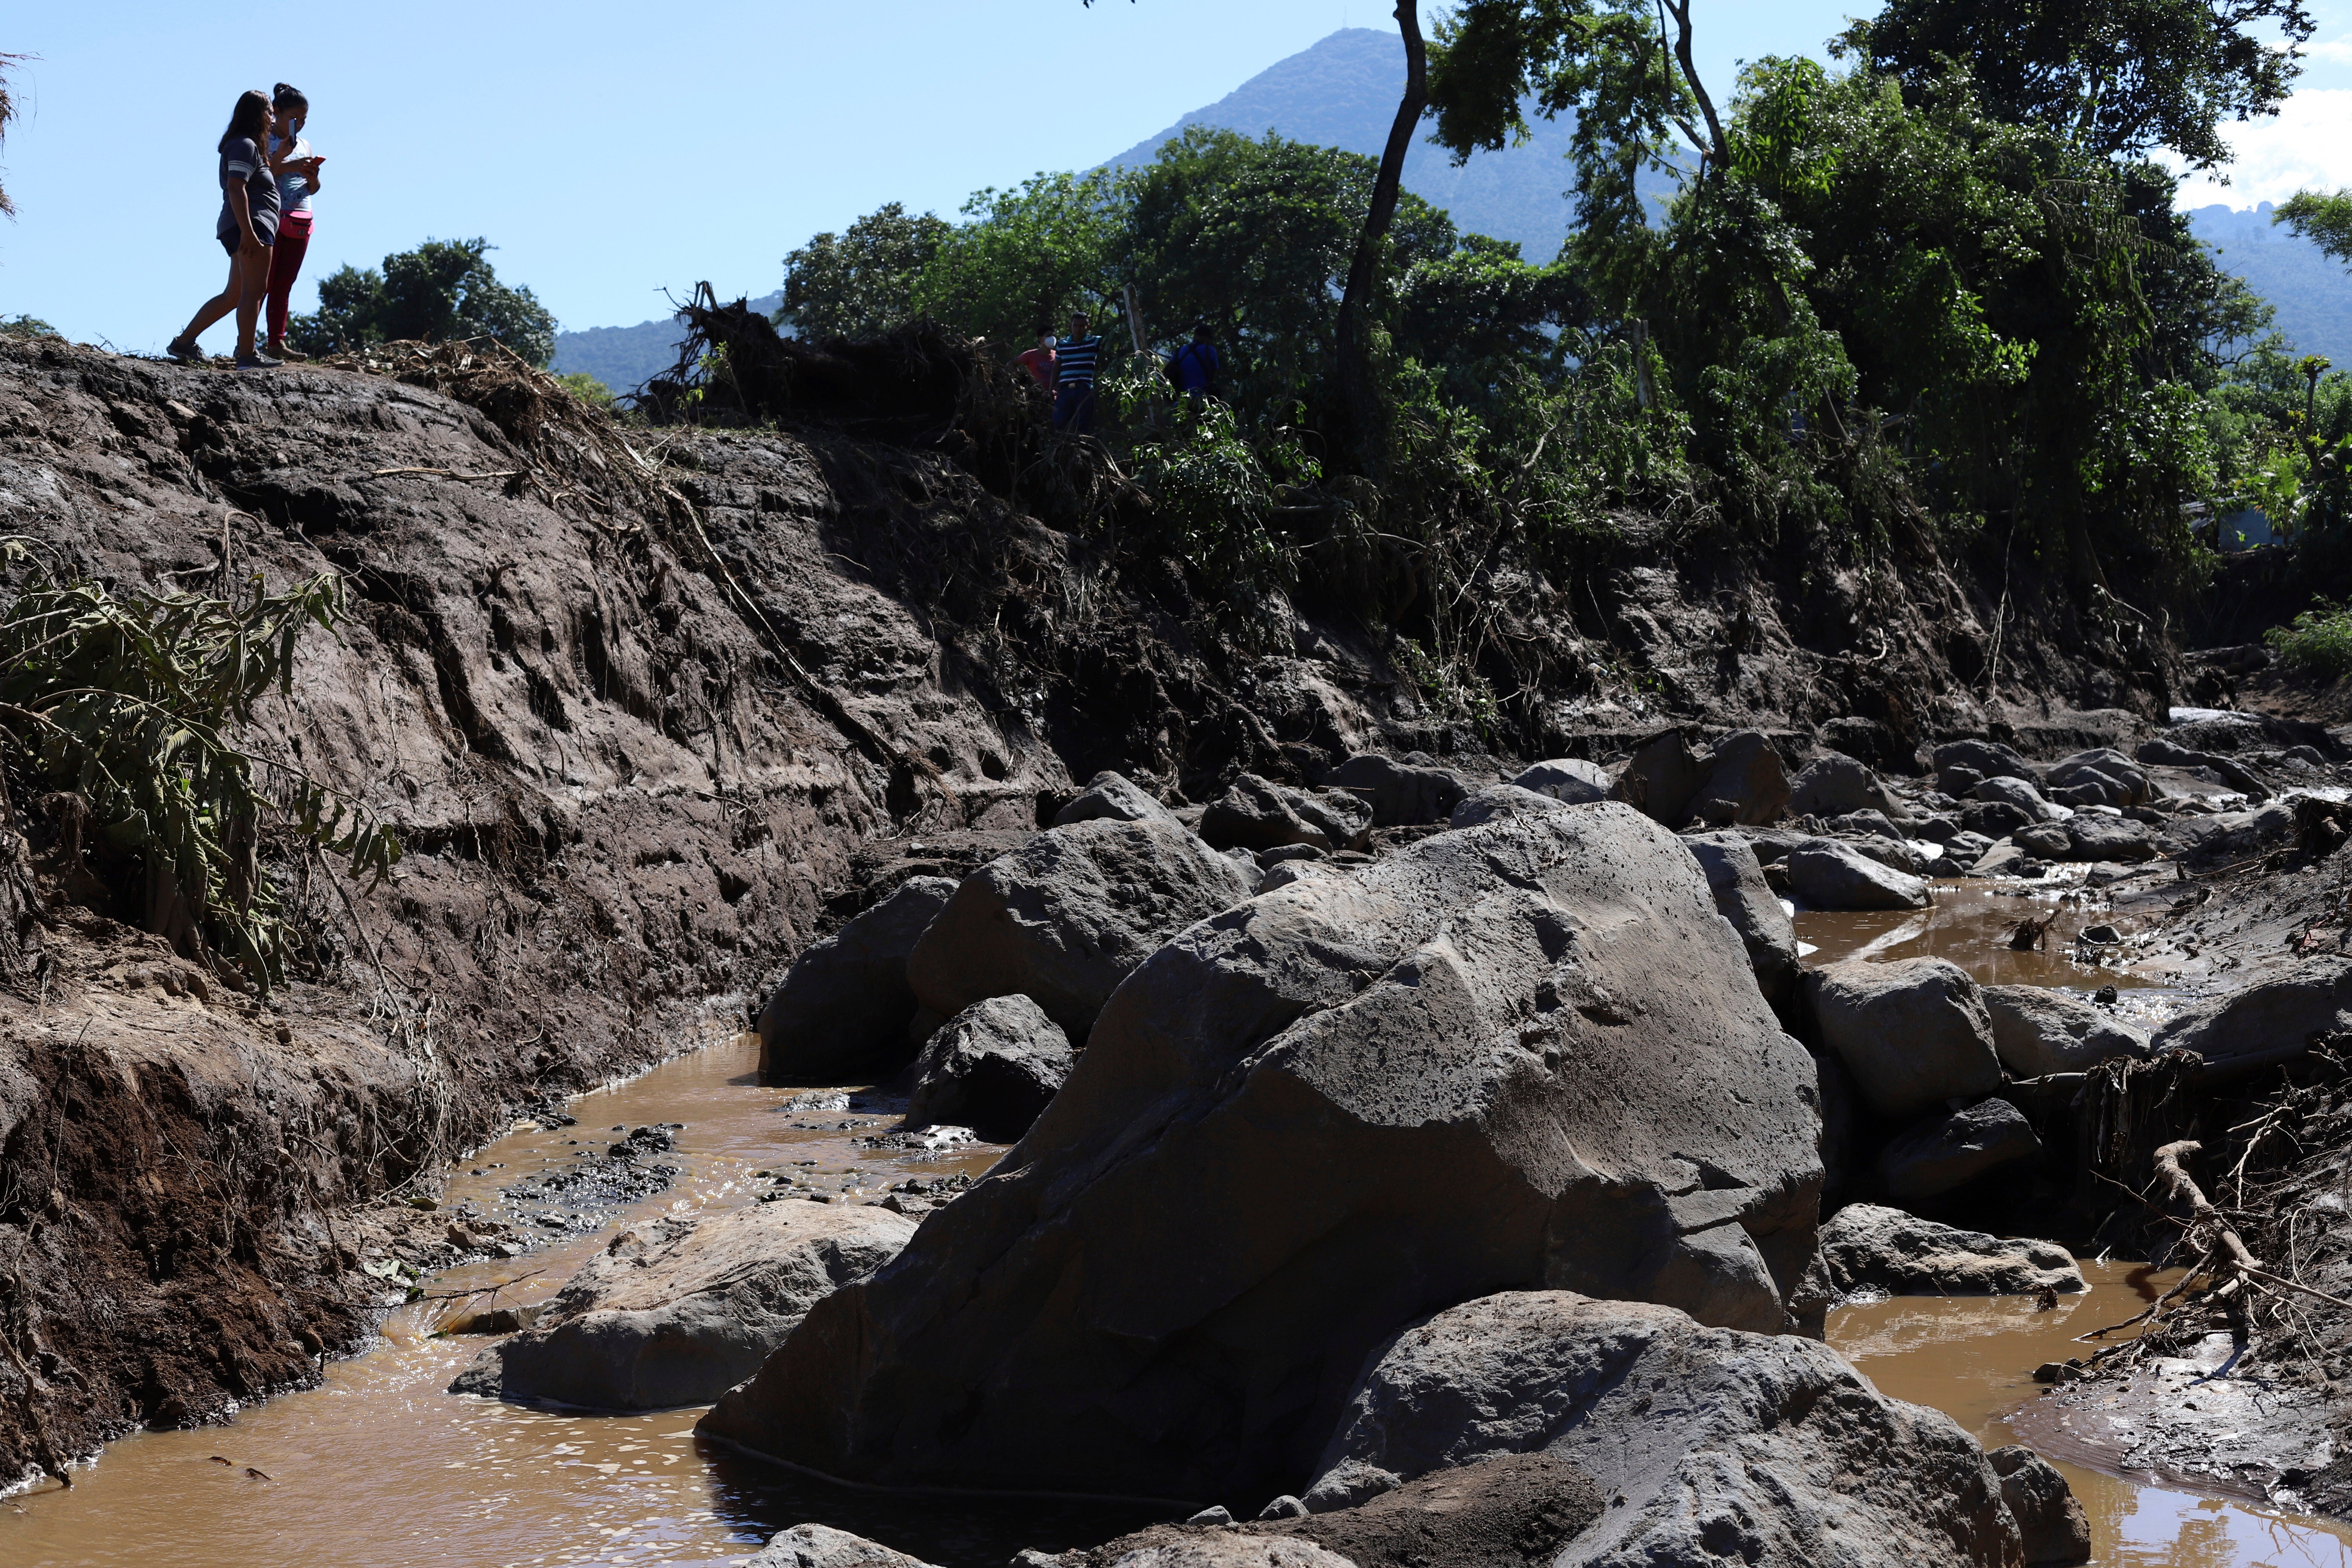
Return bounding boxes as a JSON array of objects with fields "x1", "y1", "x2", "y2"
[
  {"x1": 1863, "y1": 0, "x2": 2314, "y2": 168},
  {"x1": 289, "y1": 238, "x2": 557, "y2": 365},
  {"x1": 780, "y1": 203, "x2": 952, "y2": 340},
  {"x1": 2277, "y1": 189, "x2": 2352, "y2": 269}
]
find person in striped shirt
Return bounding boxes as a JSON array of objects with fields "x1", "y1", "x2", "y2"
[{"x1": 1051, "y1": 311, "x2": 1101, "y2": 435}]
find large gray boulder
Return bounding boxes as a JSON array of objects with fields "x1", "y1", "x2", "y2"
[
  {"x1": 1933, "y1": 739, "x2": 2039, "y2": 784},
  {"x1": 1607, "y1": 728, "x2": 1704, "y2": 824},
  {"x1": 1067, "y1": 1454, "x2": 1605, "y2": 1568},
  {"x1": 450, "y1": 1201, "x2": 914, "y2": 1410},
  {"x1": 1055, "y1": 771, "x2": 1178, "y2": 828},
  {"x1": 759, "y1": 877, "x2": 958, "y2": 1083},
  {"x1": 1447, "y1": 783, "x2": 1571, "y2": 829},
  {"x1": 904, "y1": 994, "x2": 1075, "y2": 1142},
  {"x1": 1880, "y1": 1099, "x2": 2043, "y2": 1200},
  {"x1": 1331, "y1": 754, "x2": 1472, "y2": 827},
  {"x1": 1301, "y1": 1290, "x2": 2041, "y2": 1567},
  {"x1": 906, "y1": 818, "x2": 1259, "y2": 1040},
  {"x1": 702, "y1": 806, "x2": 1827, "y2": 1501},
  {"x1": 1787, "y1": 752, "x2": 1898, "y2": 819},
  {"x1": 1681, "y1": 832, "x2": 1799, "y2": 1003},
  {"x1": 2047, "y1": 748, "x2": 2148, "y2": 807},
  {"x1": 2062, "y1": 814, "x2": 2156, "y2": 863},
  {"x1": 746, "y1": 1526, "x2": 940, "y2": 1568},
  {"x1": 1989, "y1": 1447, "x2": 2093, "y2": 1565},
  {"x1": 1684, "y1": 730, "x2": 1791, "y2": 828},
  {"x1": 1973, "y1": 775, "x2": 2049, "y2": 815},
  {"x1": 1512, "y1": 757, "x2": 1610, "y2": 804},
  {"x1": 1201, "y1": 774, "x2": 1374, "y2": 853},
  {"x1": 1785, "y1": 839, "x2": 1929, "y2": 911},
  {"x1": 1809, "y1": 957, "x2": 2000, "y2": 1120},
  {"x1": 1818, "y1": 1204, "x2": 2084, "y2": 1296},
  {"x1": 2151, "y1": 956, "x2": 2352, "y2": 1062},
  {"x1": 1981, "y1": 985, "x2": 2149, "y2": 1077}
]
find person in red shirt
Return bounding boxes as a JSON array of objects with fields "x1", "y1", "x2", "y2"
[{"x1": 1014, "y1": 326, "x2": 1057, "y2": 393}]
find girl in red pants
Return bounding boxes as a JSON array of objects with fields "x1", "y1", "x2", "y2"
[{"x1": 263, "y1": 83, "x2": 324, "y2": 360}]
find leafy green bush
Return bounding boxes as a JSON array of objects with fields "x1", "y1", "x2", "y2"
[
  {"x1": 0, "y1": 314, "x2": 58, "y2": 340},
  {"x1": 2265, "y1": 600, "x2": 2352, "y2": 679},
  {"x1": 0, "y1": 547, "x2": 400, "y2": 988},
  {"x1": 557, "y1": 371, "x2": 616, "y2": 410},
  {"x1": 290, "y1": 238, "x2": 556, "y2": 366}
]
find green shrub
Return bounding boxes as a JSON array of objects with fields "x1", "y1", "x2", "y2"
[
  {"x1": 2265, "y1": 600, "x2": 2352, "y2": 678},
  {"x1": 557, "y1": 371, "x2": 616, "y2": 409}
]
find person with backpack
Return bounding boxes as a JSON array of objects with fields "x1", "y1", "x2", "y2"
[
  {"x1": 262, "y1": 83, "x2": 325, "y2": 361},
  {"x1": 1051, "y1": 311, "x2": 1101, "y2": 434},
  {"x1": 166, "y1": 90, "x2": 284, "y2": 369},
  {"x1": 1165, "y1": 323, "x2": 1219, "y2": 406}
]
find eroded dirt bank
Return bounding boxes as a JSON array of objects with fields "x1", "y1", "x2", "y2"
[{"x1": 0, "y1": 331, "x2": 2186, "y2": 1487}]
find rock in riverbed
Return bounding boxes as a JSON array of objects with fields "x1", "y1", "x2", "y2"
[
  {"x1": 907, "y1": 817, "x2": 1259, "y2": 1039},
  {"x1": 450, "y1": 1200, "x2": 913, "y2": 1410},
  {"x1": 1989, "y1": 1447, "x2": 2093, "y2": 1565},
  {"x1": 2150, "y1": 955, "x2": 2352, "y2": 1063},
  {"x1": 702, "y1": 805, "x2": 1826, "y2": 1500},
  {"x1": 1681, "y1": 832, "x2": 1799, "y2": 1004},
  {"x1": 1879, "y1": 1098, "x2": 2043, "y2": 1200},
  {"x1": 1785, "y1": 839, "x2": 1929, "y2": 910},
  {"x1": 1302, "y1": 1289, "x2": 2045, "y2": 1567},
  {"x1": 1065, "y1": 1453, "x2": 1605, "y2": 1568},
  {"x1": 746, "y1": 1525, "x2": 940, "y2": 1568},
  {"x1": 904, "y1": 995, "x2": 1073, "y2": 1143},
  {"x1": 759, "y1": 877, "x2": 958, "y2": 1082},
  {"x1": 1819, "y1": 1204, "x2": 2084, "y2": 1296},
  {"x1": 1684, "y1": 729, "x2": 1791, "y2": 827},
  {"x1": 1331, "y1": 753, "x2": 1472, "y2": 827},
  {"x1": 1200, "y1": 773, "x2": 1374, "y2": 853},
  {"x1": 1981, "y1": 985, "x2": 2149, "y2": 1076},
  {"x1": 1447, "y1": 784, "x2": 1571, "y2": 828},
  {"x1": 1055, "y1": 770, "x2": 1178, "y2": 828},
  {"x1": 1810, "y1": 957, "x2": 2001, "y2": 1120},
  {"x1": 1512, "y1": 757, "x2": 1610, "y2": 804}
]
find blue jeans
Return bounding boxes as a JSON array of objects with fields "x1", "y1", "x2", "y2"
[{"x1": 1052, "y1": 381, "x2": 1096, "y2": 434}]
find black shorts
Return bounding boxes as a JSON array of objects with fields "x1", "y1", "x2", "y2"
[{"x1": 219, "y1": 226, "x2": 278, "y2": 257}]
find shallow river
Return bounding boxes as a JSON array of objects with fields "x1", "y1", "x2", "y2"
[{"x1": 6, "y1": 876, "x2": 2352, "y2": 1565}]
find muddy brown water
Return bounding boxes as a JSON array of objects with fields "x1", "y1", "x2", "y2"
[
  {"x1": 4, "y1": 877, "x2": 2347, "y2": 1565},
  {"x1": 0, "y1": 1036, "x2": 1164, "y2": 1567}
]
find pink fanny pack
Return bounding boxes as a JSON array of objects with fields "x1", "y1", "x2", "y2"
[{"x1": 279, "y1": 209, "x2": 314, "y2": 236}]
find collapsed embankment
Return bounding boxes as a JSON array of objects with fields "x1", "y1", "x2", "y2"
[{"x1": 0, "y1": 329, "x2": 2179, "y2": 1485}]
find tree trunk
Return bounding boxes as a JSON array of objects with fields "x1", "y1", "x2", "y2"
[{"x1": 1333, "y1": 1, "x2": 1426, "y2": 473}]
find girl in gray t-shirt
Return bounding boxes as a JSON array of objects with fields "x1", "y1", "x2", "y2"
[{"x1": 165, "y1": 89, "x2": 285, "y2": 369}]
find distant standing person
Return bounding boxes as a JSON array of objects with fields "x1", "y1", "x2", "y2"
[
  {"x1": 165, "y1": 90, "x2": 283, "y2": 369},
  {"x1": 1014, "y1": 325, "x2": 1057, "y2": 394},
  {"x1": 262, "y1": 83, "x2": 325, "y2": 361},
  {"x1": 1052, "y1": 311, "x2": 1101, "y2": 434},
  {"x1": 1167, "y1": 323, "x2": 1219, "y2": 405}
]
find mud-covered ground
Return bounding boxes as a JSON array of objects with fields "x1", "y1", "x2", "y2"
[{"x1": 0, "y1": 331, "x2": 2221, "y2": 1488}]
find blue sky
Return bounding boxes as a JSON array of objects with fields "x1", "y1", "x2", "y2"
[{"x1": 3, "y1": 0, "x2": 2348, "y2": 350}]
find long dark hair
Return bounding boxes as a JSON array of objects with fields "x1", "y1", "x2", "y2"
[
  {"x1": 272, "y1": 82, "x2": 306, "y2": 115},
  {"x1": 218, "y1": 89, "x2": 268, "y2": 154}
]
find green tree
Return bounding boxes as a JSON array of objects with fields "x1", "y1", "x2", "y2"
[
  {"x1": 0, "y1": 314, "x2": 58, "y2": 340},
  {"x1": 288, "y1": 238, "x2": 557, "y2": 365},
  {"x1": 779, "y1": 202, "x2": 951, "y2": 340},
  {"x1": 2276, "y1": 188, "x2": 2352, "y2": 268},
  {"x1": 913, "y1": 171, "x2": 1122, "y2": 348},
  {"x1": 1119, "y1": 127, "x2": 1460, "y2": 430},
  {"x1": 1862, "y1": 0, "x2": 2315, "y2": 168}
]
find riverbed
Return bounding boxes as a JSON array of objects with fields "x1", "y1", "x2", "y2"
[{"x1": 5, "y1": 876, "x2": 2350, "y2": 1565}]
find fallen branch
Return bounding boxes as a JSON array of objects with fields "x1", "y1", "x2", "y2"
[{"x1": 364, "y1": 467, "x2": 521, "y2": 482}]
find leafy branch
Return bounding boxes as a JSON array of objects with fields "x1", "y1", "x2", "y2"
[{"x1": 0, "y1": 541, "x2": 401, "y2": 991}]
